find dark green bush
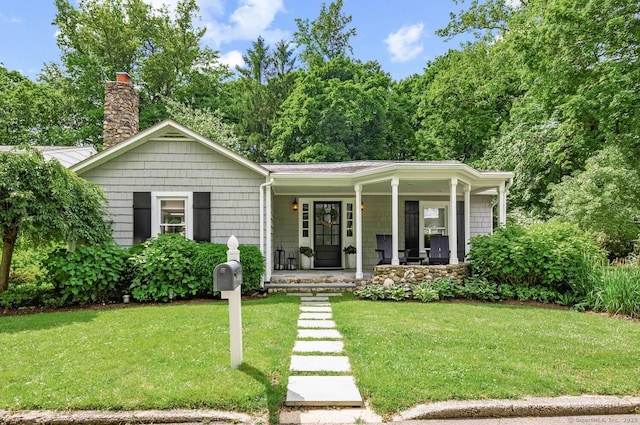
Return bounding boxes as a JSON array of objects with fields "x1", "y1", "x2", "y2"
[
  {"x1": 459, "y1": 277, "x2": 502, "y2": 302},
  {"x1": 0, "y1": 282, "x2": 55, "y2": 309},
  {"x1": 193, "y1": 243, "x2": 266, "y2": 295},
  {"x1": 43, "y1": 243, "x2": 129, "y2": 306},
  {"x1": 129, "y1": 235, "x2": 199, "y2": 302},
  {"x1": 468, "y1": 222, "x2": 604, "y2": 293}
]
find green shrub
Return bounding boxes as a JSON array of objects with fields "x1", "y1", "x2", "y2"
[
  {"x1": 412, "y1": 281, "x2": 439, "y2": 303},
  {"x1": 586, "y1": 263, "x2": 640, "y2": 318},
  {"x1": 386, "y1": 283, "x2": 411, "y2": 301},
  {"x1": 459, "y1": 277, "x2": 502, "y2": 302},
  {"x1": 431, "y1": 277, "x2": 458, "y2": 299},
  {"x1": 129, "y1": 235, "x2": 199, "y2": 302},
  {"x1": 43, "y1": 243, "x2": 129, "y2": 306},
  {"x1": 0, "y1": 282, "x2": 55, "y2": 309},
  {"x1": 192, "y1": 243, "x2": 265, "y2": 295},
  {"x1": 354, "y1": 284, "x2": 386, "y2": 300},
  {"x1": 468, "y1": 222, "x2": 604, "y2": 293}
]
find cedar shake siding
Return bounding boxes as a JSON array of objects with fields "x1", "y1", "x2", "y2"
[{"x1": 80, "y1": 138, "x2": 264, "y2": 247}]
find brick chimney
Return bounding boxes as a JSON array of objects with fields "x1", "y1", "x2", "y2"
[{"x1": 103, "y1": 72, "x2": 139, "y2": 149}]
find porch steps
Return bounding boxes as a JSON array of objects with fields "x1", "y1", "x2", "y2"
[
  {"x1": 265, "y1": 282, "x2": 357, "y2": 292},
  {"x1": 285, "y1": 293, "x2": 364, "y2": 408}
]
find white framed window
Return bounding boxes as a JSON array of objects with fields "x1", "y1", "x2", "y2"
[
  {"x1": 151, "y1": 192, "x2": 193, "y2": 239},
  {"x1": 419, "y1": 201, "x2": 448, "y2": 255}
]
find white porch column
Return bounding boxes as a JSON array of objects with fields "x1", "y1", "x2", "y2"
[
  {"x1": 498, "y1": 181, "x2": 507, "y2": 227},
  {"x1": 391, "y1": 178, "x2": 400, "y2": 265},
  {"x1": 464, "y1": 184, "x2": 471, "y2": 258},
  {"x1": 355, "y1": 184, "x2": 363, "y2": 279},
  {"x1": 449, "y1": 178, "x2": 459, "y2": 265},
  {"x1": 265, "y1": 184, "x2": 273, "y2": 282}
]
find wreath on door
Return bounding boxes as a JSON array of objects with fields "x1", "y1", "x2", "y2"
[{"x1": 317, "y1": 206, "x2": 339, "y2": 226}]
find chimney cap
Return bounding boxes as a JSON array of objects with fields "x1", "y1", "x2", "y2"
[{"x1": 115, "y1": 72, "x2": 131, "y2": 83}]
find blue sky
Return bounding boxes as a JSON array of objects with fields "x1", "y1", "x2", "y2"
[{"x1": 0, "y1": 0, "x2": 472, "y2": 82}]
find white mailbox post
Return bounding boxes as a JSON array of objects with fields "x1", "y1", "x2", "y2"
[{"x1": 214, "y1": 235, "x2": 243, "y2": 369}]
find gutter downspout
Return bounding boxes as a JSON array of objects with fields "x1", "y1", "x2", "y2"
[{"x1": 260, "y1": 177, "x2": 274, "y2": 286}]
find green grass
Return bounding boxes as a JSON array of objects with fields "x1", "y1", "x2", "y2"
[
  {"x1": 331, "y1": 294, "x2": 640, "y2": 415},
  {"x1": 0, "y1": 295, "x2": 299, "y2": 420},
  {"x1": 3, "y1": 293, "x2": 640, "y2": 419}
]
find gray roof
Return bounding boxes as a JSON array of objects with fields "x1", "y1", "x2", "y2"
[
  {"x1": 0, "y1": 146, "x2": 97, "y2": 168},
  {"x1": 261, "y1": 160, "x2": 463, "y2": 174}
]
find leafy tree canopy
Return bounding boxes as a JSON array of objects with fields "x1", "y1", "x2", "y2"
[{"x1": 0, "y1": 147, "x2": 111, "y2": 291}]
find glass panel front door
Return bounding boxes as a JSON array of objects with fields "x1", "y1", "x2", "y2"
[{"x1": 314, "y1": 202, "x2": 341, "y2": 268}]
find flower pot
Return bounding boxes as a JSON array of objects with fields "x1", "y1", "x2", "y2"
[
  {"x1": 346, "y1": 254, "x2": 356, "y2": 269},
  {"x1": 300, "y1": 255, "x2": 312, "y2": 270}
]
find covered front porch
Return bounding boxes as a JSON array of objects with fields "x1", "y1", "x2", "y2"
[{"x1": 259, "y1": 161, "x2": 513, "y2": 283}]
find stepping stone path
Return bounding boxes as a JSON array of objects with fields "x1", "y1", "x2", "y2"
[{"x1": 285, "y1": 293, "x2": 364, "y2": 407}]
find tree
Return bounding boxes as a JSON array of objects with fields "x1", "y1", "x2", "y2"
[
  {"x1": 231, "y1": 38, "x2": 298, "y2": 162},
  {"x1": 0, "y1": 65, "x2": 80, "y2": 146},
  {"x1": 548, "y1": 146, "x2": 640, "y2": 258},
  {"x1": 51, "y1": 0, "x2": 227, "y2": 147},
  {"x1": 0, "y1": 148, "x2": 111, "y2": 291},
  {"x1": 270, "y1": 56, "x2": 411, "y2": 162},
  {"x1": 293, "y1": 0, "x2": 357, "y2": 66}
]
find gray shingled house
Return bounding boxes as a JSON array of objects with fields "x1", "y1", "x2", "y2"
[{"x1": 65, "y1": 74, "x2": 514, "y2": 283}]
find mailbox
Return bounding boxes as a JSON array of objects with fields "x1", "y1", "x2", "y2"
[{"x1": 213, "y1": 260, "x2": 243, "y2": 291}]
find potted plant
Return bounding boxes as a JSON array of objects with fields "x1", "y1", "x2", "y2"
[
  {"x1": 343, "y1": 245, "x2": 356, "y2": 269},
  {"x1": 299, "y1": 246, "x2": 314, "y2": 270}
]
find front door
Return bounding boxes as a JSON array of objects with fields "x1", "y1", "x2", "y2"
[{"x1": 314, "y1": 201, "x2": 342, "y2": 268}]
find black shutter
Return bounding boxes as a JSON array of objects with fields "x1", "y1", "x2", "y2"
[
  {"x1": 133, "y1": 192, "x2": 151, "y2": 244},
  {"x1": 404, "y1": 201, "x2": 419, "y2": 257},
  {"x1": 193, "y1": 192, "x2": 211, "y2": 242},
  {"x1": 457, "y1": 200, "x2": 465, "y2": 261}
]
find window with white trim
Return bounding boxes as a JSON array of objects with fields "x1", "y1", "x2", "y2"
[
  {"x1": 419, "y1": 202, "x2": 448, "y2": 255},
  {"x1": 151, "y1": 192, "x2": 193, "y2": 239}
]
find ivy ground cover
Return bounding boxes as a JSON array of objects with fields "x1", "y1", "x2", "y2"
[
  {"x1": 331, "y1": 294, "x2": 640, "y2": 415},
  {"x1": 0, "y1": 295, "x2": 298, "y2": 416}
]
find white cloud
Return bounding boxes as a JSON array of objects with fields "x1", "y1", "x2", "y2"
[
  {"x1": 385, "y1": 23, "x2": 424, "y2": 63},
  {"x1": 203, "y1": 0, "x2": 286, "y2": 46},
  {"x1": 218, "y1": 50, "x2": 245, "y2": 69},
  {"x1": 505, "y1": 0, "x2": 522, "y2": 7}
]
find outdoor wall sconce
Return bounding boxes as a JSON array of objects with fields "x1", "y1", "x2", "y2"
[
  {"x1": 360, "y1": 201, "x2": 365, "y2": 211},
  {"x1": 292, "y1": 199, "x2": 299, "y2": 211}
]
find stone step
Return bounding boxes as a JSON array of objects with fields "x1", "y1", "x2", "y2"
[
  {"x1": 290, "y1": 355, "x2": 351, "y2": 372},
  {"x1": 299, "y1": 312, "x2": 332, "y2": 320},
  {"x1": 300, "y1": 306, "x2": 332, "y2": 312},
  {"x1": 300, "y1": 296, "x2": 330, "y2": 302},
  {"x1": 298, "y1": 329, "x2": 342, "y2": 339},
  {"x1": 293, "y1": 340, "x2": 344, "y2": 353},
  {"x1": 301, "y1": 302, "x2": 331, "y2": 307},
  {"x1": 298, "y1": 320, "x2": 336, "y2": 329},
  {"x1": 286, "y1": 376, "x2": 363, "y2": 407}
]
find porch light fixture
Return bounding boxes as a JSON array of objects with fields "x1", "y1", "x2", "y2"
[
  {"x1": 292, "y1": 199, "x2": 299, "y2": 211},
  {"x1": 360, "y1": 201, "x2": 365, "y2": 211}
]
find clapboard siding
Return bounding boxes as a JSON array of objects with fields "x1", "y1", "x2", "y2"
[{"x1": 82, "y1": 138, "x2": 264, "y2": 247}]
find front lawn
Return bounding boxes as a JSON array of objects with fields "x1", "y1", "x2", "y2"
[
  {"x1": 0, "y1": 295, "x2": 299, "y2": 420},
  {"x1": 2, "y1": 293, "x2": 639, "y2": 420},
  {"x1": 331, "y1": 294, "x2": 640, "y2": 415}
]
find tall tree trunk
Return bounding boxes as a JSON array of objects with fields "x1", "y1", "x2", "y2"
[{"x1": 0, "y1": 223, "x2": 18, "y2": 292}]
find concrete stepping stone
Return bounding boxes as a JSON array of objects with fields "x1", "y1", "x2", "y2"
[
  {"x1": 297, "y1": 329, "x2": 342, "y2": 339},
  {"x1": 301, "y1": 302, "x2": 330, "y2": 307},
  {"x1": 293, "y1": 340, "x2": 344, "y2": 353},
  {"x1": 299, "y1": 312, "x2": 332, "y2": 320},
  {"x1": 286, "y1": 376, "x2": 363, "y2": 407},
  {"x1": 316, "y1": 293, "x2": 343, "y2": 296},
  {"x1": 290, "y1": 355, "x2": 351, "y2": 372},
  {"x1": 298, "y1": 320, "x2": 336, "y2": 328},
  {"x1": 300, "y1": 306, "x2": 332, "y2": 312},
  {"x1": 300, "y1": 296, "x2": 330, "y2": 302}
]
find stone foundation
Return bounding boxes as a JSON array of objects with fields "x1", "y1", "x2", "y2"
[{"x1": 373, "y1": 263, "x2": 470, "y2": 285}]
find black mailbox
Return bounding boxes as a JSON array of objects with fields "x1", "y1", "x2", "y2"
[{"x1": 213, "y1": 260, "x2": 242, "y2": 291}]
